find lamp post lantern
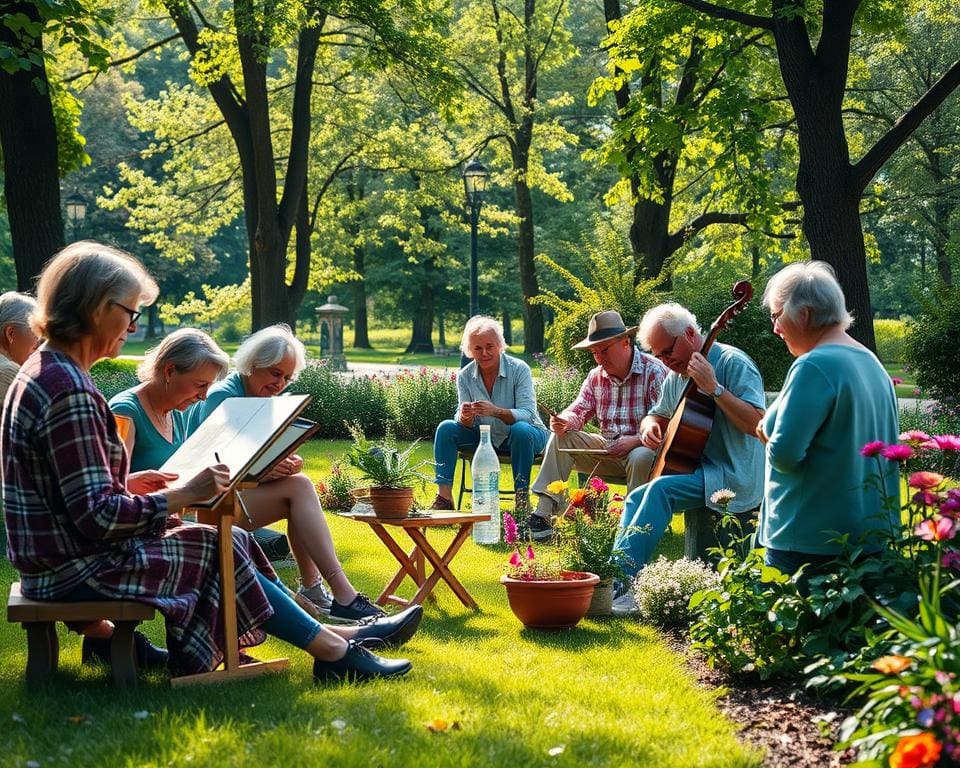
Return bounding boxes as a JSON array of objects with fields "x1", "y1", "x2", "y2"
[
  {"x1": 462, "y1": 158, "x2": 489, "y2": 319},
  {"x1": 64, "y1": 193, "x2": 88, "y2": 240}
]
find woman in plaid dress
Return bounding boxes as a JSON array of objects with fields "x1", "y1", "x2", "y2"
[{"x1": 2, "y1": 242, "x2": 419, "y2": 681}]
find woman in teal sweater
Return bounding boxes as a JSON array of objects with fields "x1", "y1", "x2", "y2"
[{"x1": 757, "y1": 261, "x2": 899, "y2": 579}]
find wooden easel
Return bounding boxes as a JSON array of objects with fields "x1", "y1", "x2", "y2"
[{"x1": 169, "y1": 482, "x2": 289, "y2": 687}]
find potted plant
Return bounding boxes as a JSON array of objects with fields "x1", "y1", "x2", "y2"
[
  {"x1": 550, "y1": 477, "x2": 627, "y2": 617},
  {"x1": 345, "y1": 423, "x2": 432, "y2": 518},
  {"x1": 499, "y1": 511, "x2": 600, "y2": 630}
]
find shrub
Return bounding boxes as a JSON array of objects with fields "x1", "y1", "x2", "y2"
[
  {"x1": 90, "y1": 359, "x2": 139, "y2": 401},
  {"x1": 873, "y1": 318, "x2": 906, "y2": 364},
  {"x1": 385, "y1": 367, "x2": 458, "y2": 440},
  {"x1": 534, "y1": 355, "x2": 583, "y2": 414},
  {"x1": 316, "y1": 461, "x2": 356, "y2": 511},
  {"x1": 289, "y1": 362, "x2": 388, "y2": 438},
  {"x1": 633, "y1": 556, "x2": 718, "y2": 628},
  {"x1": 904, "y1": 286, "x2": 960, "y2": 403}
]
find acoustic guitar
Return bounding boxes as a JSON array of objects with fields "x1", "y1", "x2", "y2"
[{"x1": 646, "y1": 280, "x2": 753, "y2": 480}]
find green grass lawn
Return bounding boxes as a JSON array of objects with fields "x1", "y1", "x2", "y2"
[
  {"x1": 0, "y1": 442, "x2": 748, "y2": 767},
  {"x1": 884, "y1": 363, "x2": 921, "y2": 398}
]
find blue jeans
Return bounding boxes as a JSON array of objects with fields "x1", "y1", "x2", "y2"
[
  {"x1": 62, "y1": 574, "x2": 323, "y2": 651},
  {"x1": 433, "y1": 419, "x2": 548, "y2": 490},
  {"x1": 615, "y1": 469, "x2": 707, "y2": 578}
]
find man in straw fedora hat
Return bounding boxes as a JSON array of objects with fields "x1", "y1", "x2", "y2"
[{"x1": 527, "y1": 310, "x2": 666, "y2": 541}]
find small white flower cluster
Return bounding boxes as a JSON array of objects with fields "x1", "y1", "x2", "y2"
[
  {"x1": 709, "y1": 488, "x2": 736, "y2": 507},
  {"x1": 631, "y1": 556, "x2": 718, "y2": 627}
]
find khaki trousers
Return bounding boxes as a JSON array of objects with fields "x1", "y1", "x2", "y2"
[{"x1": 529, "y1": 430, "x2": 655, "y2": 518}]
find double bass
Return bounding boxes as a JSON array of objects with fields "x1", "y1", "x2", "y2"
[{"x1": 647, "y1": 280, "x2": 753, "y2": 481}]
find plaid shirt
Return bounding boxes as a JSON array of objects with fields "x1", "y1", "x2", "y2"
[
  {"x1": 3, "y1": 350, "x2": 275, "y2": 674},
  {"x1": 562, "y1": 347, "x2": 667, "y2": 439}
]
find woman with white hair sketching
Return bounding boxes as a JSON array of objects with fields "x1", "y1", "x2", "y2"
[
  {"x1": 429, "y1": 315, "x2": 548, "y2": 511},
  {"x1": 757, "y1": 261, "x2": 899, "y2": 580},
  {"x1": 182, "y1": 324, "x2": 385, "y2": 623},
  {"x1": 0, "y1": 291, "x2": 39, "y2": 402}
]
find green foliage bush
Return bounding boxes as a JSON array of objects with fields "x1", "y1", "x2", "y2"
[
  {"x1": 905, "y1": 287, "x2": 960, "y2": 403},
  {"x1": 534, "y1": 355, "x2": 584, "y2": 413},
  {"x1": 90, "y1": 359, "x2": 140, "y2": 401},
  {"x1": 385, "y1": 367, "x2": 458, "y2": 440},
  {"x1": 316, "y1": 461, "x2": 357, "y2": 511},
  {"x1": 873, "y1": 318, "x2": 906, "y2": 363},
  {"x1": 289, "y1": 362, "x2": 389, "y2": 438}
]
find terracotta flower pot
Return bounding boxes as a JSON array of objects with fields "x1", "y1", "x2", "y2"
[
  {"x1": 586, "y1": 578, "x2": 614, "y2": 618},
  {"x1": 500, "y1": 570, "x2": 600, "y2": 630},
  {"x1": 367, "y1": 486, "x2": 414, "y2": 519}
]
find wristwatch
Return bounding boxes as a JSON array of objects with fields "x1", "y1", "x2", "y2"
[{"x1": 711, "y1": 384, "x2": 725, "y2": 399}]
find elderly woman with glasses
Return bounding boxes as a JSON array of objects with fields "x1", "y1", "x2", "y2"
[
  {"x1": 757, "y1": 261, "x2": 899, "y2": 581},
  {"x1": 3, "y1": 242, "x2": 418, "y2": 683}
]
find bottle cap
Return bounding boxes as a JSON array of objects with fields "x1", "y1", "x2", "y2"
[{"x1": 479, "y1": 424, "x2": 491, "y2": 433}]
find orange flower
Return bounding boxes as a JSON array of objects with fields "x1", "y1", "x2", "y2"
[
  {"x1": 569, "y1": 489, "x2": 589, "y2": 507},
  {"x1": 890, "y1": 732, "x2": 941, "y2": 768},
  {"x1": 909, "y1": 471, "x2": 945, "y2": 491},
  {"x1": 871, "y1": 655, "x2": 912, "y2": 675}
]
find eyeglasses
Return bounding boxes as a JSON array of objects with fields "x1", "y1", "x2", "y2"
[
  {"x1": 770, "y1": 309, "x2": 784, "y2": 326},
  {"x1": 112, "y1": 301, "x2": 142, "y2": 326},
  {"x1": 652, "y1": 335, "x2": 679, "y2": 361}
]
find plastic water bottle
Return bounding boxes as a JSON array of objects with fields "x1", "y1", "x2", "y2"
[{"x1": 471, "y1": 425, "x2": 501, "y2": 544}]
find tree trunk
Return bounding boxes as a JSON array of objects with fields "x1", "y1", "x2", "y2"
[
  {"x1": 351, "y1": 245, "x2": 371, "y2": 348},
  {"x1": 0, "y1": 3, "x2": 64, "y2": 290},
  {"x1": 406, "y1": 255, "x2": 436, "y2": 354},
  {"x1": 146, "y1": 303, "x2": 163, "y2": 339},
  {"x1": 438, "y1": 312, "x2": 447, "y2": 348},
  {"x1": 933, "y1": 195, "x2": 953, "y2": 287},
  {"x1": 502, "y1": 309, "x2": 512, "y2": 345}
]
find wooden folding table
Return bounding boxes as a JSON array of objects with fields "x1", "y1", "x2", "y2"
[{"x1": 343, "y1": 511, "x2": 490, "y2": 610}]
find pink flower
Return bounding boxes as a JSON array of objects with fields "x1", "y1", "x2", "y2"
[
  {"x1": 933, "y1": 435, "x2": 960, "y2": 452},
  {"x1": 881, "y1": 444, "x2": 914, "y2": 461},
  {"x1": 913, "y1": 387, "x2": 922, "y2": 396},
  {"x1": 525, "y1": 546, "x2": 535, "y2": 561},
  {"x1": 503, "y1": 512, "x2": 518, "y2": 545},
  {"x1": 891, "y1": 377, "x2": 903, "y2": 385},
  {"x1": 900, "y1": 430, "x2": 931, "y2": 444},
  {"x1": 941, "y1": 498, "x2": 960, "y2": 518},
  {"x1": 509, "y1": 551, "x2": 522, "y2": 567},
  {"x1": 861, "y1": 441, "x2": 887, "y2": 457},
  {"x1": 916, "y1": 517, "x2": 956, "y2": 542},
  {"x1": 942, "y1": 551, "x2": 960, "y2": 572},
  {"x1": 913, "y1": 491, "x2": 945, "y2": 507},
  {"x1": 589, "y1": 477, "x2": 609, "y2": 493},
  {"x1": 910, "y1": 471, "x2": 945, "y2": 490}
]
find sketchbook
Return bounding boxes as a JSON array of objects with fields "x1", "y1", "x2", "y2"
[{"x1": 159, "y1": 395, "x2": 313, "y2": 508}]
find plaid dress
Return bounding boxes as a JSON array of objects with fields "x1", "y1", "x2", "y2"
[{"x1": 2, "y1": 350, "x2": 275, "y2": 675}]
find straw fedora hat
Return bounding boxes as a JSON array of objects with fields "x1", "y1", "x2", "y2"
[{"x1": 571, "y1": 310, "x2": 638, "y2": 350}]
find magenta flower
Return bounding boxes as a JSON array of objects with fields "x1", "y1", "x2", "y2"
[
  {"x1": 940, "y1": 498, "x2": 960, "y2": 517},
  {"x1": 881, "y1": 444, "x2": 914, "y2": 461},
  {"x1": 509, "y1": 551, "x2": 522, "y2": 567},
  {"x1": 860, "y1": 441, "x2": 887, "y2": 457},
  {"x1": 589, "y1": 477, "x2": 609, "y2": 493},
  {"x1": 913, "y1": 387, "x2": 922, "y2": 396},
  {"x1": 899, "y1": 430, "x2": 931, "y2": 444},
  {"x1": 915, "y1": 517, "x2": 956, "y2": 542},
  {"x1": 913, "y1": 491, "x2": 944, "y2": 507},
  {"x1": 525, "y1": 546, "x2": 535, "y2": 561},
  {"x1": 942, "y1": 551, "x2": 960, "y2": 571},
  {"x1": 503, "y1": 512, "x2": 518, "y2": 545},
  {"x1": 891, "y1": 376, "x2": 903, "y2": 385},
  {"x1": 933, "y1": 435, "x2": 960, "y2": 452}
]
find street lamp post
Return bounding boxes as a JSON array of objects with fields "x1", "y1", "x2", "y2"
[
  {"x1": 64, "y1": 192, "x2": 88, "y2": 241},
  {"x1": 462, "y1": 158, "x2": 489, "y2": 319}
]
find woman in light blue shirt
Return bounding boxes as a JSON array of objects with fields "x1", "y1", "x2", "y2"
[
  {"x1": 429, "y1": 316, "x2": 548, "y2": 510},
  {"x1": 757, "y1": 262, "x2": 899, "y2": 580}
]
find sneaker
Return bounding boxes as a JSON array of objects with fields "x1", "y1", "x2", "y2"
[
  {"x1": 82, "y1": 630, "x2": 170, "y2": 669},
  {"x1": 329, "y1": 592, "x2": 387, "y2": 622},
  {"x1": 294, "y1": 581, "x2": 333, "y2": 619},
  {"x1": 429, "y1": 494, "x2": 455, "y2": 511},
  {"x1": 528, "y1": 514, "x2": 554, "y2": 542},
  {"x1": 612, "y1": 592, "x2": 640, "y2": 616}
]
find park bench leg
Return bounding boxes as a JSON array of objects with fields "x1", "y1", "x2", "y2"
[
  {"x1": 110, "y1": 620, "x2": 140, "y2": 688},
  {"x1": 23, "y1": 621, "x2": 58, "y2": 686},
  {"x1": 683, "y1": 508, "x2": 717, "y2": 561}
]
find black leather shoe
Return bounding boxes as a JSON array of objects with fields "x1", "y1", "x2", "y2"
[
  {"x1": 312, "y1": 640, "x2": 412, "y2": 683},
  {"x1": 351, "y1": 604, "x2": 423, "y2": 649},
  {"x1": 82, "y1": 630, "x2": 170, "y2": 669}
]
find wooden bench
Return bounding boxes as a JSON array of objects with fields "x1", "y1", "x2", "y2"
[
  {"x1": 455, "y1": 447, "x2": 544, "y2": 510},
  {"x1": 6, "y1": 582, "x2": 156, "y2": 688}
]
